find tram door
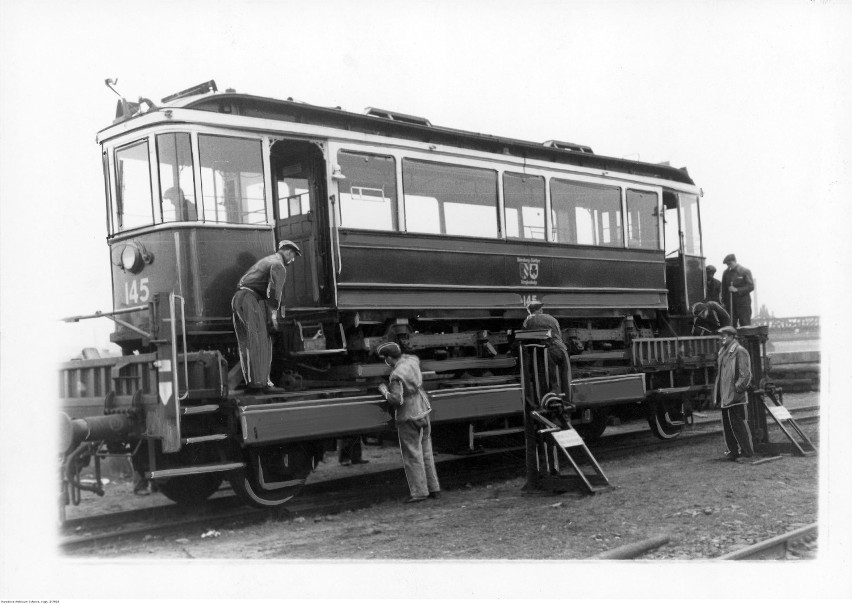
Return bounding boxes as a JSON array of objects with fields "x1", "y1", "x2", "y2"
[
  {"x1": 664, "y1": 191, "x2": 705, "y2": 315},
  {"x1": 271, "y1": 140, "x2": 331, "y2": 308}
]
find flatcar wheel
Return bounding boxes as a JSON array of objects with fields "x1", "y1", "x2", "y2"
[
  {"x1": 156, "y1": 474, "x2": 224, "y2": 506},
  {"x1": 229, "y1": 444, "x2": 313, "y2": 508},
  {"x1": 574, "y1": 410, "x2": 608, "y2": 441},
  {"x1": 647, "y1": 400, "x2": 684, "y2": 440}
]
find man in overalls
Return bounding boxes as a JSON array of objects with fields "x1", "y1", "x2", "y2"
[
  {"x1": 231, "y1": 240, "x2": 301, "y2": 392},
  {"x1": 376, "y1": 342, "x2": 440, "y2": 503}
]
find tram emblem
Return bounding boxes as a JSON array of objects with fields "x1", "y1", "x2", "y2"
[{"x1": 517, "y1": 257, "x2": 540, "y2": 285}]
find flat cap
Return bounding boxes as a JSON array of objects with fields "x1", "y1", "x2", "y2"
[
  {"x1": 376, "y1": 341, "x2": 402, "y2": 359},
  {"x1": 277, "y1": 240, "x2": 303, "y2": 256},
  {"x1": 527, "y1": 300, "x2": 544, "y2": 312},
  {"x1": 718, "y1": 326, "x2": 737, "y2": 336},
  {"x1": 723, "y1": 254, "x2": 736, "y2": 264},
  {"x1": 692, "y1": 302, "x2": 707, "y2": 316},
  {"x1": 705, "y1": 265, "x2": 716, "y2": 274}
]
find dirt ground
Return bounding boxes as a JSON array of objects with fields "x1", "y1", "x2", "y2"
[{"x1": 68, "y1": 394, "x2": 820, "y2": 562}]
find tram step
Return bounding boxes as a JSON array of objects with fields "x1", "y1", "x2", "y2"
[
  {"x1": 181, "y1": 434, "x2": 228, "y2": 445},
  {"x1": 148, "y1": 461, "x2": 245, "y2": 479},
  {"x1": 181, "y1": 404, "x2": 220, "y2": 415}
]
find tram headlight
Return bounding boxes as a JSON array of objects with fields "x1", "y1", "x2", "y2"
[{"x1": 120, "y1": 245, "x2": 144, "y2": 273}]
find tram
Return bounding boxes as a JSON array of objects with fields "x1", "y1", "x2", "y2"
[{"x1": 60, "y1": 80, "x2": 718, "y2": 508}]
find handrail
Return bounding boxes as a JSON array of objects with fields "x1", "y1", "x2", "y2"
[
  {"x1": 330, "y1": 194, "x2": 342, "y2": 276},
  {"x1": 169, "y1": 293, "x2": 190, "y2": 402}
]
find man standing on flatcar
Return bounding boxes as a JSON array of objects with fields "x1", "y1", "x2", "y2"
[
  {"x1": 705, "y1": 265, "x2": 722, "y2": 305},
  {"x1": 523, "y1": 301, "x2": 573, "y2": 401},
  {"x1": 376, "y1": 342, "x2": 440, "y2": 503},
  {"x1": 721, "y1": 254, "x2": 755, "y2": 328},
  {"x1": 714, "y1": 326, "x2": 755, "y2": 462},
  {"x1": 231, "y1": 240, "x2": 302, "y2": 392}
]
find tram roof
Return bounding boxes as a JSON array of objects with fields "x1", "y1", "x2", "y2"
[{"x1": 109, "y1": 87, "x2": 695, "y2": 186}]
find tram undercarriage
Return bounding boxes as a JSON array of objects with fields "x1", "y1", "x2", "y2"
[{"x1": 60, "y1": 299, "x2": 717, "y2": 509}]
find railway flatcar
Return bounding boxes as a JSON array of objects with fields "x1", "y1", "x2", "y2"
[{"x1": 60, "y1": 80, "x2": 719, "y2": 509}]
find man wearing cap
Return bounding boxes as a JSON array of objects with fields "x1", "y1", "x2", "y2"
[
  {"x1": 720, "y1": 254, "x2": 754, "y2": 327},
  {"x1": 713, "y1": 326, "x2": 755, "y2": 462},
  {"x1": 231, "y1": 240, "x2": 302, "y2": 391},
  {"x1": 376, "y1": 342, "x2": 440, "y2": 503},
  {"x1": 523, "y1": 301, "x2": 573, "y2": 400},
  {"x1": 705, "y1": 265, "x2": 722, "y2": 305},
  {"x1": 691, "y1": 301, "x2": 731, "y2": 336}
]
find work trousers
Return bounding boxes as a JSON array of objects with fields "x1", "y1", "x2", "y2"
[
  {"x1": 722, "y1": 403, "x2": 754, "y2": 458},
  {"x1": 547, "y1": 345, "x2": 573, "y2": 401},
  {"x1": 397, "y1": 416, "x2": 440, "y2": 498},
  {"x1": 731, "y1": 304, "x2": 752, "y2": 328},
  {"x1": 231, "y1": 289, "x2": 272, "y2": 389}
]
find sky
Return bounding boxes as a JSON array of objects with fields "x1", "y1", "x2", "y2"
[{"x1": 2, "y1": 0, "x2": 851, "y2": 599}]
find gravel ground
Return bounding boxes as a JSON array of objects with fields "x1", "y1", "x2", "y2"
[
  {"x1": 49, "y1": 392, "x2": 850, "y2": 600},
  {"x1": 67, "y1": 395, "x2": 820, "y2": 561}
]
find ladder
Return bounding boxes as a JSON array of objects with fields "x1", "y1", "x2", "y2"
[
  {"x1": 516, "y1": 329, "x2": 610, "y2": 495},
  {"x1": 762, "y1": 389, "x2": 817, "y2": 456},
  {"x1": 531, "y1": 410, "x2": 610, "y2": 494}
]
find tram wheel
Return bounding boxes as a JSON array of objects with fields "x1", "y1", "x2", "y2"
[
  {"x1": 574, "y1": 410, "x2": 608, "y2": 441},
  {"x1": 229, "y1": 444, "x2": 314, "y2": 508},
  {"x1": 647, "y1": 400, "x2": 684, "y2": 440},
  {"x1": 156, "y1": 474, "x2": 224, "y2": 506}
]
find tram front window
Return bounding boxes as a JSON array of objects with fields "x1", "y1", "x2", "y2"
[
  {"x1": 157, "y1": 133, "x2": 197, "y2": 222},
  {"x1": 115, "y1": 140, "x2": 154, "y2": 231},
  {"x1": 679, "y1": 193, "x2": 701, "y2": 256}
]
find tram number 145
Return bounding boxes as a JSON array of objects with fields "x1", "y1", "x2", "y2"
[{"x1": 125, "y1": 278, "x2": 150, "y2": 304}]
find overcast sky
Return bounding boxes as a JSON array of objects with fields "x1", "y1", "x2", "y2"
[{"x1": 2, "y1": 0, "x2": 851, "y2": 598}]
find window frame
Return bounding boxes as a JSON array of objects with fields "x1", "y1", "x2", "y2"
[
  {"x1": 335, "y1": 150, "x2": 399, "y2": 232},
  {"x1": 549, "y1": 177, "x2": 624, "y2": 248},
  {"x1": 401, "y1": 157, "x2": 500, "y2": 239},
  {"x1": 625, "y1": 187, "x2": 663, "y2": 250},
  {"x1": 113, "y1": 138, "x2": 155, "y2": 232},
  {"x1": 197, "y1": 132, "x2": 268, "y2": 226}
]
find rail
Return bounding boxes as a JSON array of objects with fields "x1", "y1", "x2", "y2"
[{"x1": 717, "y1": 523, "x2": 818, "y2": 560}]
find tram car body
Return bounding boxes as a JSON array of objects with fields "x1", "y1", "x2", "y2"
[{"x1": 60, "y1": 80, "x2": 717, "y2": 508}]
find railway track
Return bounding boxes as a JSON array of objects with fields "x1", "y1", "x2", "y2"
[
  {"x1": 61, "y1": 405, "x2": 819, "y2": 553},
  {"x1": 717, "y1": 523, "x2": 818, "y2": 560}
]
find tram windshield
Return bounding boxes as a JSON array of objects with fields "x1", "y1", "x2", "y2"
[{"x1": 111, "y1": 132, "x2": 267, "y2": 233}]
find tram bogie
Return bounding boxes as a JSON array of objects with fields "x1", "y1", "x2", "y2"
[{"x1": 59, "y1": 80, "x2": 719, "y2": 508}]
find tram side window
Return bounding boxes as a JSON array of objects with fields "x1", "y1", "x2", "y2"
[
  {"x1": 402, "y1": 159, "x2": 498, "y2": 238},
  {"x1": 679, "y1": 193, "x2": 701, "y2": 255},
  {"x1": 337, "y1": 151, "x2": 397, "y2": 230},
  {"x1": 115, "y1": 140, "x2": 154, "y2": 231},
  {"x1": 550, "y1": 180, "x2": 622, "y2": 247},
  {"x1": 198, "y1": 135, "x2": 266, "y2": 224},
  {"x1": 157, "y1": 133, "x2": 197, "y2": 222},
  {"x1": 503, "y1": 173, "x2": 545, "y2": 240},
  {"x1": 626, "y1": 190, "x2": 660, "y2": 250}
]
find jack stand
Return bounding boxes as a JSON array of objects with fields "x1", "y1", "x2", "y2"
[{"x1": 516, "y1": 329, "x2": 610, "y2": 495}]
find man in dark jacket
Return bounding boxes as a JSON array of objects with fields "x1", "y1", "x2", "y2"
[
  {"x1": 714, "y1": 326, "x2": 755, "y2": 462},
  {"x1": 522, "y1": 301, "x2": 573, "y2": 400},
  {"x1": 705, "y1": 265, "x2": 722, "y2": 304},
  {"x1": 721, "y1": 253, "x2": 755, "y2": 327},
  {"x1": 691, "y1": 301, "x2": 731, "y2": 336},
  {"x1": 231, "y1": 240, "x2": 301, "y2": 391}
]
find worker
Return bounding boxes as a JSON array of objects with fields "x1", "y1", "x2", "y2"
[
  {"x1": 714, "y1": 326, "x2": 755, "y2": 462},
  {"x1": 522, "y1": 301, "x2": 573, "y2": 400},
  {"x1": 721, "y1": 254, "x2": 755, "y2": 328},
  {"x1": 231, "y1": 240, "x2": 301, "y2": 391},
  {"x1": 376, "y1": 342, "x2": 440, "y2": 503}
]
